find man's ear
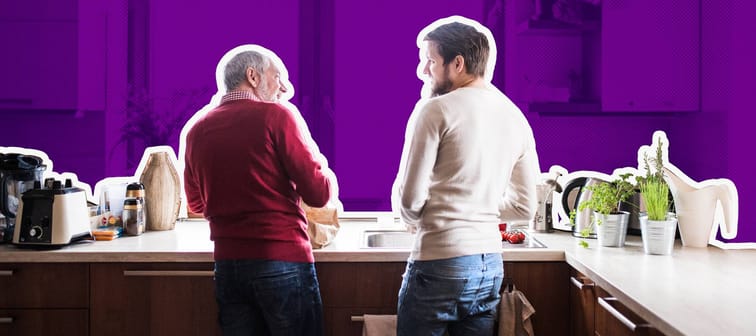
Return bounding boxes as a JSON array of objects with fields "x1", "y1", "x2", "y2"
[
  {"x1": 247, "y1": 67, "x2": 258, "y2": 88},
  {"x1": 453, "y1": 55, "x2": 465, "y2": 74}
]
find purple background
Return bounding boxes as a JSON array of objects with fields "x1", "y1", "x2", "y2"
[{"x1": 1, "y1": 0, "x2": 754, "y2": 243}]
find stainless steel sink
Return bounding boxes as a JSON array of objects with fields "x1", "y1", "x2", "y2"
[
  {"x1": 362, "y1": 230, "x2": 415, "y2": 249},
  {"x1": 361, "y1": 229, "x2": 547, "y2": 249},
  {"x1": 503, "y1": 233, "x2": 547, "y2": 249}
]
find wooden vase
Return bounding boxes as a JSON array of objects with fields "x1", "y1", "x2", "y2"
[{"x1": 139, "y1": 151, "x2": 181, "y2": 231}]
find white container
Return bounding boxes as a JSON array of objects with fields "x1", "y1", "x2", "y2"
[
  {"x1": 595, "y1": 212, "x2": 630, "y2": 247},
  {"x1": 640, "y1": 214, "x2": 678, "y2": 255},
  {"x1": 100, "y1": 182, "x2": 128, "y2": 219}
]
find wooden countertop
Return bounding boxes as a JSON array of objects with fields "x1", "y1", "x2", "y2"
[{"x1": 1, "y1": 213, "x2": 755, "y2": 335}]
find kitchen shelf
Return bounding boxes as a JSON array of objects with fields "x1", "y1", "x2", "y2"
[
  {"x1": 516, "y1": 19, "x2": 599, "y2": 36},
  {"x1": 529, "y1": 101, "x2": 692, "y2": 116},
  {"x1": 528, "y1": 101, "x2": 600, "y2": 114}
]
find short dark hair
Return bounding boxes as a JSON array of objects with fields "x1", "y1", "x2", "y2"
[{"x1": 424, "y1": 22, "x2": 489, "y2": 77}]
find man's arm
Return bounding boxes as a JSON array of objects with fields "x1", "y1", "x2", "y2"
[
  {"x1": 183, "y1": 152, "x2": 205, "y2": 215},
  {"x1": 394, "y1": 100, "x2": 439, "y2": 229},
  {"x1": 499, "y1": 142, "x2": 539, "y2": 222},
  {"x1": 275, "y1": 106, "x2": 331, "y2": 208}
]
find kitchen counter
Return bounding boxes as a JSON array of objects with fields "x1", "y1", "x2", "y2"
[
  {"x1": 536, "y1": 233, "x2": 756, "y2": 336},
  {"x1": 1, "y1": 213, "x2": 755, "y2": 335}
]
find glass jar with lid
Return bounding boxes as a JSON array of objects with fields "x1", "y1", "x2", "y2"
[{"x1": 122, "y1": 198, "x2": 145, "y2": 236}]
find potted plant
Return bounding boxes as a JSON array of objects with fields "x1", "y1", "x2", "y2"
[
  {"x1": 636, "y1": 139, "x2": 677, "y2": 255},
  {"x1": 576, "y1": 172, "x2": 636, "y2": 247},
  {"x1": 113, "y1": 86, "x2": 210, "y2": 169}
]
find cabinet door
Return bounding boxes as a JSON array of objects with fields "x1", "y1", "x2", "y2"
[
  {"x1": 569, "y1": 267, "x2": 596, "y2": 336},
  {"x1": 594, "y1": 287, "x2": 664, "y2": 336},
  {"x1": 601, "y1": 0, "x2": 700, "y2": 112},
  {"x1": 90, "y1": 263, "x2": 220, "y2": 336},
  {"x1": 326, "y1": 307, "x2": 397, "y2": 336},
  {"x1": 0, "y1": 22, "x2": 78, "y2": 110},
  {"x1": 505, "y1": 262, "x2": 570, "y2": 335},
  {"x1": 0, "y1": 263, "x2": 89, "y2": 308},
  {"x1": 317, "y1": 262, "x2": 405, "y2": 336},
  {"x1": 0, "y1": 309, "x2": 88, "y2": 336}
]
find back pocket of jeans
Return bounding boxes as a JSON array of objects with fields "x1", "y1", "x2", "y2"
[{"x1": 253, "y1": 272, "x2": 301, "y2": 326}]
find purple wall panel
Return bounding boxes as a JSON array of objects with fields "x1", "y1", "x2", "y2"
[{"x1": 1, "y1": 0, "x2": 754, "y2": 242}]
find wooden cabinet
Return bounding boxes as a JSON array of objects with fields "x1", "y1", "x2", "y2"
[
  {"x1": 601, "y1": 0, "x2": 700, "y2": 112},
  {"x1": 0, "y1": 263, "x2": 89, "y2": 336},
  {"x1": 0, "y1": 21, "x2": 78, "y2": 110},
  {"x1": 0, "y1": 260, "x2": 569, "y2": 335},
  {"x1": 504, "y1": 261, "x2": 570, "y2": 336},
  {"x1": 317, "y1": 262, "x2": 406, "y2": 336},
  {"x1": 595, "y1": 287, "x2": 664, "y2": 336},
  {"x1": 569, "y1": 267, "x2": 665, "y2": 336},
  {"x1": 90, "y1": 263, "x2": 220, "y2": 336},
  {"x1": 317, "y1": 261, "x2": 569, "y2": 336},
  {"x1": 0, "y1": 0, "x2": 106, "y2": 112},
  {"x1": 569, "y1": 267, "x2": 596, "y2": 336},
  {"x1": 506, "y1": 0, "x2": 699, "y2": 114}
]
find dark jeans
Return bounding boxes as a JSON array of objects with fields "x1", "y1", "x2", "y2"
[
  {"x1": 397, "y1": 253, "x2": 504, "y2": 336},
  {"x1": 214, "y1": 259, "x2": 323, "y2": 336}
]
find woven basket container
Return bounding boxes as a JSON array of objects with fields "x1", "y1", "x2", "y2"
[{"x1": 139, "y1": 151, "x2": 181, "y2": 231}]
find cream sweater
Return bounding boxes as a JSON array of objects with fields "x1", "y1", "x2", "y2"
[{"x1": 392, "y1": 86, "x2": 540, "y2": 261}]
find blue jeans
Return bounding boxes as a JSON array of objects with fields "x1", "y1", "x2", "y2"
[
  {"x1": 214, "y1": 259, "x2": 323, "y2": 336},
  {"x1": 397, "y1": 253, "x2": 503, "y2": 336}
]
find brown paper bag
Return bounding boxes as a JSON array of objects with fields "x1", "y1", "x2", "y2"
[{"x1": 302, "y1": 203, "x2": 340, "y2": 249}]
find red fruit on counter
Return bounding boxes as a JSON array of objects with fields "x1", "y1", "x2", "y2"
[
  {"x1": 500, "y1": 231, "x2": 508, "y2": 241},
  {"x1": 507, "y1": 233, "x2": 524, "y2": 244},
  {"x1": 516, "y1": 232, "x2": 526, "y2": 241}
]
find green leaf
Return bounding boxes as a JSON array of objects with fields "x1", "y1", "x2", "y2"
[{"x1": 579, "y1": 240, "x2": 589, "y2": 248}]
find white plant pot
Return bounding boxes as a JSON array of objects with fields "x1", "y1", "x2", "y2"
[
  {"x1": 595, "y1": 211, "x2": 630, "y2": 247},
  {"x1": 640, "y1": 213, "x2": 678, "y2": 255}
]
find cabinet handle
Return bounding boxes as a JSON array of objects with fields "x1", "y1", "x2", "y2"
[
  {"x1": 597, "y1": 297, "x2": 651, "y2": 331},
  {"x1": 0, "y1": 317, "x2": 13, "y2": 324},
  {"x1": 0, "y1": 270, "x2": 12, "y2": 276},
  {"x1": 123, "y1": 270, "x2": 214, "y2": 277},
  {"x1": 350, "y1": 316, "x2": 365, "y2": 322},
  {"x1": 570, "y1": 276, "x2": 594, "y2": 290}
]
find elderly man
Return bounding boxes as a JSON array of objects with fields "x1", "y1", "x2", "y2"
[{"x1": 183, "y1": 45, "x2": 332, "y2": 335}]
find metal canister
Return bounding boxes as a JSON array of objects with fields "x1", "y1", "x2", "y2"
[{"x1": 126, "y1": 182, "x2": 145, "y2": 202}]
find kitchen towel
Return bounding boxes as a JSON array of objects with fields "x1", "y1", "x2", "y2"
[
  {"x1": 498, "y1": 284, "x2": 536, "y2": 336},
  {"x1": 361, "y1": 314, "x2": 396, "y2": 336}
]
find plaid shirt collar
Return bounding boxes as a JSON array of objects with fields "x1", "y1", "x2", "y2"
[{"x1": 220, "y1": 90, "x2": 262, "y2": 104}]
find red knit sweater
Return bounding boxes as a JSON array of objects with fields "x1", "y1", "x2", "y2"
[{"x1": 184, "y1": 99, "x2": 331, "y2": 263}]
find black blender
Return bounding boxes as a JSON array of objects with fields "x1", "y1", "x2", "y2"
[{"x1": 0, "y1": 153, "x2": 46, "y2": 243}]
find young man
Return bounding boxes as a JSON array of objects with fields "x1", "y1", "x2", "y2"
[
  {"x1": 183, "y1": 46, "x2": 332, "y2": 335},
  {"x1": 393, "y1": 17, "x2": 540, "y2": 335}
]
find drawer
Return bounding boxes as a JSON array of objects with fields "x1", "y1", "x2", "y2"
[
  {"x1": 595, "y1": 288, "x2": 664, "y2": 336},
  {"x1": 90, "y1": 263, "x2": 219, "y2": 336},
  {"x1": 0, "y1": 309, "x2": 88, "y2": 336},
  {"x1": 0, "y1": 263, "x2": 89, "y2": 308},
  {"x1": 316, "y1": 262, "x2": 405, "y2": 308}
]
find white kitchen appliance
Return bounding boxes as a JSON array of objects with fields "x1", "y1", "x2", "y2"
[{"x1": 12, "y1": 181, "x2": 92, "y2": 246}]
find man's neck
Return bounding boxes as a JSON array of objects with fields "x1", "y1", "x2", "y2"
[{"x1": 454, "y1": 76, "x2": 486, "y2": 91}]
